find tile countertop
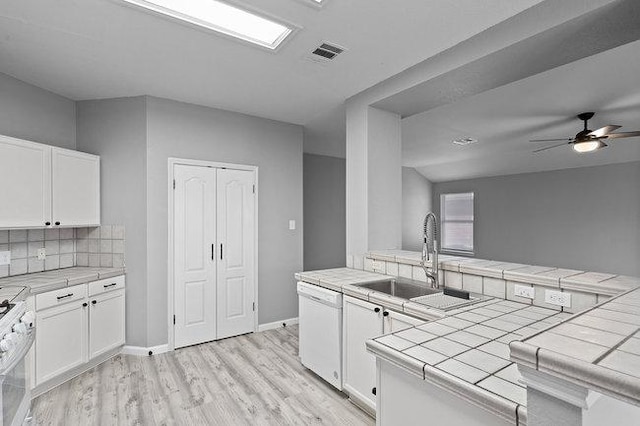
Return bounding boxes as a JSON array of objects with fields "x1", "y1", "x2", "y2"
[
  {"x1": 511, "y1": 287, "x2": 640, "y2": 407},
  {"x1": 366, "y1": 298, "x2": 573, "y2": 425},
  {"x1": 295, "y1": 268, "x2": 447, "y2": 321},
  {"x1": 368, "y1": 249, "x2": 640, "y2": 295},
  {"x1": 0, "y1": 266, "x2": 126, "y2": 294}
]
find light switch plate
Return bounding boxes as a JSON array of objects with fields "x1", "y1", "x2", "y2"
[
  {"x1": 289, "y1": 220, "x2": 296, "y2": 230},
  {"x1": 0, "y1": 251, "x2": 10, "y2": 266},
  {"x1": 37, "y1": 248, "x2": 46, "y2": 261},
  {"x1": 514, "y1": 284, "x2": 535, "y2": 299},
  {"x1": 545, "y1": 289, "x2": 571, "y2": 307}
]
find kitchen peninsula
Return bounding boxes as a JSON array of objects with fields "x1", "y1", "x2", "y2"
[{"x1": 296, "y1": 249, "x2": 640, "y2": 425}]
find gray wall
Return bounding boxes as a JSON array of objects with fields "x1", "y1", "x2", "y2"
[
  {"x1": 146, "y1": 96, "x2": 303, "y2": 345},
  {"x1": 303, "y1": 154, "x2": 346, "y2": 271},
  {"x1": 433, "y1": 161, "x2": 640, "y2": 276},
  {"x1": 402, "y1": 167, "x2": 432, "y2": 251},
  {"x1": 76, "y1": 97, "x2": 149, "y2": 347},
  {"x1": 0, "y1": 72, "x2": 76, "y2": 149}
]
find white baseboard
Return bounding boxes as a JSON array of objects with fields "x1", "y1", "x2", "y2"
[
  {"x1": 258, "y1": 317, "x2": 299, "y2": 332},
  {"x1": 121, "y1": 343, "x2": 170, "y2": 356},
  {"x1": 122, "y1": 321, "x2": 297, "y2": 355}
]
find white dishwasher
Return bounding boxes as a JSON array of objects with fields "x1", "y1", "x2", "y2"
[{"x1": 297, "y1": 281, "x2": 343, "y2": 390}]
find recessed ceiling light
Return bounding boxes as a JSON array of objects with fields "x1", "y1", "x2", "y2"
[
  {"x1": 452, "y1": 137, "x2": 478, "y2": 146},
  {"x1": 121, "y1": 0, "x2": 293, "y2": 50}
]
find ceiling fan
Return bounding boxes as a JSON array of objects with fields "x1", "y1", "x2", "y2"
[{"x1": 530, "y1": 112, "x2": 640, "y2": 153}]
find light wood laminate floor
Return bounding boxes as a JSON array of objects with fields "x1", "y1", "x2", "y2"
[{"x1": 32, "y1": 325, "x2": 373, "y2": 426}]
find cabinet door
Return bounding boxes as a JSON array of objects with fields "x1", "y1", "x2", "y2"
[
  {"x1": 51, "y1": 148, "x2": 100, "y2": 227},
  {"x1": 384, "y1": 310, "x2": 424, "y2": 333},
  {"x1": 342, "y1": 296, "x2": 383, "y2": 411},
  {"x1": 89, "y1": 289, "x2": 125, "y2": 359},
  {"x1": 0, "y1": 136, "x2": 51, "y2": 228},
  {"x1": 36, "y1": 301, "x2": 88, "y2": 385}
]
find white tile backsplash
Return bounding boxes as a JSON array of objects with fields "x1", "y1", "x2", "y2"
[
  {"x1": 413, "y1": 266, "x2": 427, "y2": 282},
  {"x1": 9, "y1": 230, "x2": 27, "y2": 243},
  {"x1": 3, "y1": 225, "x2": 125, "y2": 276},
  {"x1": 398, "y1": 263, "x2": 412, "y2": 279},
  {"x1": 463, "y1": 274, "x2": 483, "y2": 294},
  {"x1": 483, "y1": 277, "x2": 506, "y2": 298}
]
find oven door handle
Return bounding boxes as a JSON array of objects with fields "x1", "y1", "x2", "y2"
[{"x1": 0, "y1": 329, "x2": 35, "y2": 376}]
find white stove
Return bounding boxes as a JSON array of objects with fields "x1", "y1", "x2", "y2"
[{"x1": 0, "y1": 286, "x2": 34, "y2": 426}]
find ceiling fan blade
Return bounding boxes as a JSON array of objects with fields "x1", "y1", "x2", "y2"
[
  {"x1": 603, "y1": 131, "x2": 640, "y2": 139},
  {"x1": 588, "y1": 125, "x2": 621, "y2": 137},
  {"x1": 533, "y1": 142, "x2": 570, "y2": 153},
  {"x1": 529, "y1": 138, "x2": 573, "y2": 143}
]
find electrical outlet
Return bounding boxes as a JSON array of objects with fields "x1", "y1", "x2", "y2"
[
  {"x1": 372, "y1": 260, "x2": 385, "y2": 273},
  {"x1": 514, "y1": 284, "x2": 535, "y2": 299},
  {"x1": 0, "y1": 251, "x2": 10, "y2": 266},
  {"x1": 37, "y1": 248, "x2": 46, "y2": 261},
  {"x1": 545, "y1": 290, "x2": 571, "y2": 307}
]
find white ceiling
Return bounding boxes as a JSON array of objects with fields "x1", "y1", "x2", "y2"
[
  {"x1": 0, "y1": 0, "x2": 544, "y2": 144},
  {"x1": 402, "y1": 40, "x2": 640, "y2": 182}
]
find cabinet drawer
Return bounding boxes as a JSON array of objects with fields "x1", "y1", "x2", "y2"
[
  {"x1": 36, "y1": 284, "x2": 87, "y2": 311},
  {"x1": 88, "y1": 275, "x2": 125, "y2": 297}
]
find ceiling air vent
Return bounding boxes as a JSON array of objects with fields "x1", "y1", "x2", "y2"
[{"x1": 306, "y1": 42, "x2": 346, "y2": 64}]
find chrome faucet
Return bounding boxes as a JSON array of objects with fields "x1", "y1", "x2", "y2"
[{"x1": 421, "y1": 212, "x2": 439, "y2": 289}]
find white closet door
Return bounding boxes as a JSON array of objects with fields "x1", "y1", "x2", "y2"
[
  {"x1": 174, "y1": 165, "x2": 217, "y2": 348},
  {"x1": 216, "y1": 169, "x2": 255, "y2": 339}
]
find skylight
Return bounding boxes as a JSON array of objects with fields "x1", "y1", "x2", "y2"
[{"x1": 122, "y1": 0, "x2": 293, "y2": 49}]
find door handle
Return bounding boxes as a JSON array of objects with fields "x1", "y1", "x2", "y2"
[
  {"x1": 383, "y1": 311, "x2": 389, "y2": 317},
  {"x1": 220, "y1": 243, "x2": 223, "y2": 260},
  {"x1": 56, "y1": 293, "x2": 73, "y2": 300},
  {"x1": 211, "y1": 244, "x2": 214, "y2": 260},
  {"x1": 374, "y1": 307, "x2": 380, "y2": 313}
]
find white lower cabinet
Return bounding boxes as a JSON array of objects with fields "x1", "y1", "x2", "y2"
[
  {"x1": 342, "y1": 295, "x2": 426, "y2": 413},
  {"x1": 36, "y1": 300, "x2": 88, "y2": 385},
  {"x1": 89, "y1": 289, "x2": 125, "y2": 359},
  {"x1": 343, "y1": 296, "x2": 383, "y2": 412},
  {"x1": 34, "y1": 275, "x2": 125, "y2": 389}
]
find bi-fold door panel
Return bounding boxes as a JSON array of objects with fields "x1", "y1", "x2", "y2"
[
  {"x1": 216, "y1": 169, "x2": 256, "y2": 340},
  {"x1": 173, "y1": 165, "x2": 217, "y2": 349}
]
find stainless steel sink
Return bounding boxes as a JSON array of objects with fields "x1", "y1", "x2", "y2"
[{"x1": 357, "y1": 279, "x2": 441, "y2": 299}]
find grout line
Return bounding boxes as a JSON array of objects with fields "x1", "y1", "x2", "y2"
[{"x1": 592, "y1": 327, "x2": 640, "y2": 365}]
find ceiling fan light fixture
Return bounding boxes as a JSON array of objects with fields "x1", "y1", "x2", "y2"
[{"x1": 572, "y1": 139, "x2": 605, "y2": 153}]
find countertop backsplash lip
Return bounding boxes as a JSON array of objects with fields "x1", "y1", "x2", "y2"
[
  {"x1": 365, "y1": 249, "x2": 640, "y2": 297},
  {"x1": 0, "y1": 265, "x2": 126, "y2": 294},
  {"x1": 0, "y1": 225, "x2": 125, "y2": 279}
]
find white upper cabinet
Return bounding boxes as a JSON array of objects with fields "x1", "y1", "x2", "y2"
[
  {"x1": 0, "y1": 136, "x2": 52, "y2": 228},
  {"x1": 0, "y1": 135, "x2": 100, "y2": 229},
  {"x1": 52, "y1": 148, "x2": 100, "y2": 227}
]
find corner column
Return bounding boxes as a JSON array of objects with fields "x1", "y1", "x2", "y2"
[{"x1": 346, "y1": 102, "x2": 402, "y2": 268}]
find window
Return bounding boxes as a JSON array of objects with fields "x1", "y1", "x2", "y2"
[
  {"x1": 122, "y1": 0, "x2": 293, "y2": 50},
  {"x1": 440, "y1": 192, "x2": 474, "y2": 254}
]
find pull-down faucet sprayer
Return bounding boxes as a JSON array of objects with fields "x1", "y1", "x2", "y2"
[{"x1": 422, "y1": 212, "x2": 439, "y2": 289}]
